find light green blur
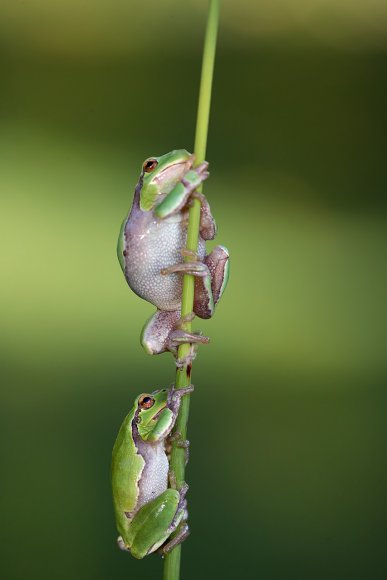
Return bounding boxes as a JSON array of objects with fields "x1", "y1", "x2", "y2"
[{"x1": 1, "y1": 2, "x2": 386, "y2": 579}]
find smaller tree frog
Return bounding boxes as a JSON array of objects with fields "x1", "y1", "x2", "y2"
[{"x1": 111, "y1": 385, "x2": 193, "y2": 558}]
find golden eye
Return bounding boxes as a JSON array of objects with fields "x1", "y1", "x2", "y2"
[
  {"x1": 138, "y1": 394, "x2": 155, "y2": 409},
  {"x1": 143, "y1": 159, "x2": 158, "y2": 173}
]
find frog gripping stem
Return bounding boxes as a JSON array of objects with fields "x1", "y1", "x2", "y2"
[
  {"x1": 162, "y1": 2, "x2": 221, "y2": 580},
  {"x1": 112, "y1": 2, "x2": 223, "y2": 580}
]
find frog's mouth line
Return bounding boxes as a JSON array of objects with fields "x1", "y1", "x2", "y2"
[
  {"x1": 151, "y1": 403, "x2": 168, "y2": 421},
  {"x1": 154, "y1": 156, "x2": 194, "y2": 185}
]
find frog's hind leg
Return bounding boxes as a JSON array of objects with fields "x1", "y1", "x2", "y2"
[
  {"x1": 141, "y1": 310, "x2": 209, "y2": 355},
  {"x1": 159, "y1": 483, "x2": 190, "y2": 555},
  {"x1": 126, "y1": 489, "x2": 183, "y2": 558},
  {"x1": 141, "y1": 310, "x2": 181, "y2": 355},
  {"x1": 194, "y1": 245, "x2": 230, "y2": 319},
  {"x1": 161, "y1": 522, "x2": 190, "y2": 555}
]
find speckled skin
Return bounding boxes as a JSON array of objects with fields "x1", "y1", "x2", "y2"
[
  {"x1": 123, "y1": 179, "x2": 205, "y2": 311},
  {"x1": 119, "y1": 153, "x2": 230, "y2": 355}
]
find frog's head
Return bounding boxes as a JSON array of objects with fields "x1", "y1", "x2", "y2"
[
  {"x1": 135, "y1": 388, "x2": 173, "y2": 441},
  {"x1": 139, "y1": 149, "x2": 194, "y2": 212}
]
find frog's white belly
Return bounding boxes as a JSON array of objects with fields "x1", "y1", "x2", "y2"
[
  {"x1": 125, "y1": 214, "x2": 205, "y2": 311},
  {"x1": 135, "y1": 440, "x2": 169, "y2": 512}
]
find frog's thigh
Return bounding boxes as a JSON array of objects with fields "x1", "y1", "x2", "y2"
[
  {"x1": 129, "y1": 489, "x2": 181, "y2": 559},
  {"x1": 141, "y1": 310, "x2": 181, "y2": 355},
  {"x1": 194, "y1": 245, "x2": 230, "y2": 319}
]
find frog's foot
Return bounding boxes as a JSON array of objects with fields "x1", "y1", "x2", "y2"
[
  {"x1": 168, "y1": 469, "x2": 178, "y2": 490},
  {"x1": 168, "y1": 329, "x2": 209, "y2": 351},
  {"x1": 141, "y1": 310, "x2": 181, "y2": 355},
  {"x1": 167, "y1": 471, "x2": 189, "y2": 497},
  {"x1": 167, "y1": 432, "x2": 190, "y2": 465},
  {"x1": 178, "y1": 311, "x2": 196, "y2": 325},
  {"x1": 180, "y1": 248, "x2": 198, "y2": 260},
  {"x1": 161, "y1": 522, "x2": 190, "y2": 555},
  {"x1": 161, "y1": 261, "x2": 210, "y2": 278},
  {"x1": 157, "y1": 483, "x2": 189, "y2": 555},
  {"x1": 117, "y1": 536, "x2": 131, "y2": 553},
  {"x1": 171, "y1": 482, "x2": 189, "y2": 521},
  {"x1": 194, "y1": 245, "x2": 230, "y2": 319},
  {"x1": 175, "y1": 343, "x2": 198, "y2": 369},
  {"x1": 167, "y1": 311, "x2": 209, "y2": 357}
]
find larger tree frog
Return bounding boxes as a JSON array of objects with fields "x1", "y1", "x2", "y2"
[
  {"x1": 117, "y1": 150, "x2": 229, "y2": 356},
  {"x1": 111, "y1": 385, "x2": 193, "y2": 559}
]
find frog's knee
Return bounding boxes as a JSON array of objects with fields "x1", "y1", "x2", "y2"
[
  {"x1": 140, "y1": 310, "x2": 180, "y2": 355},
  {"x1": 141, "y1": 332, "x2": 167, "y2": 355}
]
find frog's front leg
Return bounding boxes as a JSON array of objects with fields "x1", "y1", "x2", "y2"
[
  {"x1": 154, "y1": 162, "x2": 209, "y2": 219},
  {"x1": 141, "y1": 310, "x2": 209, "y2": 356},
  {"x1": 167, "y1": 431, "x2": 190, "y2": 465}
]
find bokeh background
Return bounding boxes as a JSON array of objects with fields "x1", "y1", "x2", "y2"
[{"x1": 1, "y1": 1, "x2": 387, "y2": 578}]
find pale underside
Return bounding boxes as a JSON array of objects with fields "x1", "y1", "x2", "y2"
[{"x1": 124, "y1": 209, "x2": 205, "y2": 311}]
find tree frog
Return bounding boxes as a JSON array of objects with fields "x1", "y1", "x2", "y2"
[
  {"x1": 117, "y1": 150, "x2": 229, "y2": 357},
  {"x1": 111, "y1": 385, "x2": 193, "y2": 559}
]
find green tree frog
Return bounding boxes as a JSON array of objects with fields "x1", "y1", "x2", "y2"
[
  {"x1": 111, "y1": 385, "x2": 193, "y2": 558},
  {"x1": 117, "y1": 150, "x2": 229, "y2": 357}
]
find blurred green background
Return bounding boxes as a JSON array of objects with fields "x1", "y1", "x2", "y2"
[{"x1": 1, "y1": 1, "x2": 387, "y2": 578}]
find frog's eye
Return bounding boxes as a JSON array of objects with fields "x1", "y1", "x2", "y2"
[
  {"x1": 138, "y1": 394, "x2": 155, "y2": 409},
  {"x1": 143, "y1": 159, "x2": 158, "y2": 173}
]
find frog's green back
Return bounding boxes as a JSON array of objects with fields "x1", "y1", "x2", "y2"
[{"x1": 111, "y1": 407, "x2": 145, "y2": 537}]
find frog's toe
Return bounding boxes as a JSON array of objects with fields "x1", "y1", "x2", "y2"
[
  {"x1": 168, "y1": 329, "x2": 209, "y2": 349},
  {"x1": 161, "y1": 261, "x2": 210, "y2": 278},
  {"x1": 175, "y1": 345, "x2": 198, "y2": 370},
  {"x1": 161, "y1": 522, "x2": 190, "y2": 555}
]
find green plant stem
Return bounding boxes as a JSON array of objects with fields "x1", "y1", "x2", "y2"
[{"x1": 162, "y1": 1, "x2": 220, "y2": 579}]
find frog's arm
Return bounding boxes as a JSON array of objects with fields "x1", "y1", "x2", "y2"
[
  {"x1": 154, "y1": 163, "x2": 209, "y2": 219},
  {"x1": 141, "y1": 407, "x2": 175, "y2": 442},
  {"x1": 156, "y1": 182, "x2": 217, "y2": 245}
]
